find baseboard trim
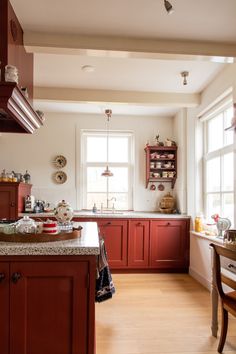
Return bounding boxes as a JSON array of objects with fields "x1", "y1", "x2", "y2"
[{"x1": 189, "y1": 267, "x2": 211, "y2": 291}]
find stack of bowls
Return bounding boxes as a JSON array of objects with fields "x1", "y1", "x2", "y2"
[{"x1": 5, "y1": 65, "x2": 18, "y2": 84}]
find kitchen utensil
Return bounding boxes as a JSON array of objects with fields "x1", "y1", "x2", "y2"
[{"x1": 158, "y1": 183, "x2": 165, "y2": 191}]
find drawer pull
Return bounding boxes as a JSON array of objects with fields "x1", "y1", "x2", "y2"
[
  {"x1": 166, "y1": 222, "x2": 170, "y2": 226},
  {"x1": 0, "y1": 273, "x2": 5, "y2": 282},
  {"x1": 10, "y1": 201, "x2": 15, "y2": 207},
  {"x1": 137, "y1": 222, "x2": 142, "y2": 226},
  {"x1": 11, "y1": 272, "x2": 22, "y2": 284},
  {"x1": 106, "y1": 222, "x2": 111, "y2": 225}
]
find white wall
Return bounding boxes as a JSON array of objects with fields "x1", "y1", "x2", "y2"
[
  {"x1": 173, "y1": 108, "x2": 187, "y2": 214},
  {"x1": 0, "y1": 112, "x2": 182, "y2": 211}
]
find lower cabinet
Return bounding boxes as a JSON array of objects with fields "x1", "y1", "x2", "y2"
[
  {"x1": 128, "y1": 220, "x2": 150, "y2": 268},
  {"x1": 0, "y1": 256, "x2": 96, "y2": 354},
  {"x1": 150, "y1": 220, "x2": 189, "y2": 270},
  {"x1": 97, "y1": 219, "x2": 128, "y2": 268}
]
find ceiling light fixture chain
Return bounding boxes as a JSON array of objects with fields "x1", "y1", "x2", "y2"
[
  {"x1": 181, "y1": 71, "x2": 189, "y2": 85},
  {"x1": 164, "y1": 0, "x2": 174, "y2": 14}
]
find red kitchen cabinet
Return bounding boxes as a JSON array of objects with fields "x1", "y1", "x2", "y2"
[
  {"x1": 150, "y1": 219, "x2": 189, "y2": 271},
  {"x1": 128, "y1": 220, "x2": 150, "y2": 268},
  {"x1": 0, "y1": 256, "x2": 96, "y2": 354},
  {"x1": 0, "y1": 182, "x2": 32, "y2": 220},
  {"x1": 97, "y1": 219, "x2": 128, "y2": 268},
  {"x1": 0, "y1": 262, "x2": 9, "y2": 354}
]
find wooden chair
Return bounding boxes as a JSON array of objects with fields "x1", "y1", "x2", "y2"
[{"x1": 210, "y1": 243, "x2": 236, "y2": 353}]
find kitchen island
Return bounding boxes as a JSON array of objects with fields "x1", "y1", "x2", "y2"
[{"x1": 0, "y1": 222, "x2": 99, "y2": 354}]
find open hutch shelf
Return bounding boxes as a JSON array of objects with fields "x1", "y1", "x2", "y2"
[{"x1": 144, "y1": 145, "x2": 177, "y2": 189}]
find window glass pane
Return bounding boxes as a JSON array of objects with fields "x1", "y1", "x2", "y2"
[
  {"x1": 207, "y1": 114, "x2": 223, "y2": 152},
  {"x1": 108, "y1": 137, "x2": 129, "y2": 162},
  {"x1": 109, "y1": 193, "x2": 128, "y2": 210},
  {"x1": 87, "y1": 167, "x2": 107, "y2": 192},
  {"x1": 222, "y1": 153, "x2": 234, "y2": 191},
  {"x1": 222, "y1": 193, "x2": 234, "y2": 225},
  {"x1": 206, "y1": 158, "x2": 220, "y2": 192},
  {"x1": 108, "y1": 167, "x2": 128, "y2": 192},
  {"x1": 87, "y1": 136, "x2": 107, "y2": 162},
  {"x1": 224, "y1": 107, "x2": 234, "y2": 146},
  {"x1": 206, "y1": 194, "x2": 220, "y2": 218},
  {"x1": 87, "y1": 193, "x2": 107, "y2": 209}
]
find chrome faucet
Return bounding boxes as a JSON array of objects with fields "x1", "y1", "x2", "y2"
[{"x1": 106, "y1": 197, "x2": 116, "y2": 209}]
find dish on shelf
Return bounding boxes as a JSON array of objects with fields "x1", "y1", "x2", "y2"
[{"x1": 53, "y1": 155, "x2": 67, "y2": 168}]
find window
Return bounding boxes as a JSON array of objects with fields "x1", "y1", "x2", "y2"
[
  {"x1": 203, "y1": 102, "x2": 234, "y2": 224},
  {"x1": 81, "y1": 131, "x2": 134, "y2": 210}
]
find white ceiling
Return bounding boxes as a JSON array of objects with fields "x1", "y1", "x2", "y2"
[{"x1": 10, "y1": 0, "x2": 236, "y2": 116}]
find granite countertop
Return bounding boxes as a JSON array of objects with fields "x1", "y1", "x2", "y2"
[
  {"x1": 20, "y1": 210, "x2": 191, "y2": 219},
  {"x1": 0, "y1": 222, "x2": 100, "y2": 256}
]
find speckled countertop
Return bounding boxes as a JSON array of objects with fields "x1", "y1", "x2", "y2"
[
  {"x1": 0, "y1": 222, "x2": 100, "y2": 256},
  {"x1": 20, "y1": 211, "x2": 191, "y2": 219}
]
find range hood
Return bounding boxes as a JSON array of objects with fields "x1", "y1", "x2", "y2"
[
  {"x1": 0, "y1": 83, "x2": 43, "y2": 133},
  {"x1": 0, "y1": 0, "x2": 44, "y2": 133}
]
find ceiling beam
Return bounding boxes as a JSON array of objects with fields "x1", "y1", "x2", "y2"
[
  {"x1": 34, "y1": 87, "x2": 200, "y2": 107},
  {"x1": 25, "y1": 31, "x2": 235, "y2": 62}
]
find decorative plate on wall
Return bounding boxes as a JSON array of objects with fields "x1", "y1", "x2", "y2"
[
  {"x1": 53, "y1": 155, "x2": 67, "y2": 168},
  {"x1": 53, "y1": 171, "x2": 67, "y2": 184}
]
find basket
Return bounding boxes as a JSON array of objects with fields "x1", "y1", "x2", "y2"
[
  {"x1": 159, "y1": 192, "x2": 175, "y2": 212},
  {"x1": 159, "y1": 208, "x2": 174, "y2": 214}
]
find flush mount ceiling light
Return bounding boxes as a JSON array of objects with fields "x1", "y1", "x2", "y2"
[
  {"x1": 164, "y1": 0, "x2": 174, "y2": 14},
  {"x1": 181, "y1": 71, "x2": 189, "y2": 85},
  {"x1": 81, "y1": 65, "x2": 95, "y2": 73},
  {"x1": 101, "y1": 109, "x2": 114, "y2": 177}
]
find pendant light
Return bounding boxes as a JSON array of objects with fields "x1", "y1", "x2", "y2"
[{"x1": 101, "y1": 109, "x2": 114, "y2": 177}]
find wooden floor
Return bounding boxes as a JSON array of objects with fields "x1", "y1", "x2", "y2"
[{"x1": 96, "y1": 274, "x2": 236, "y2": 354}]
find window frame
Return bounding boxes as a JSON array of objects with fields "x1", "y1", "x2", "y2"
[
  {"x1": 80, "y1": 130, "x2": 134, "y2": 210},
  {"x1": 203, "y1": 100, "x2": 235, "y2": 223}
]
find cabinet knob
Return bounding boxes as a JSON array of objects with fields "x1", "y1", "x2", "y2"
[
  {"x1": 11, "y1": 272, "x2": 22, "y2": 284},
  {"x1": 166, "y1": 222, "x2": 171, "y2": 226},
  {"x1": 0, "y1": 273, "x2": 5, "y2": 282},
  {"x1": 106, "y1": 222, "x2": 111, "y2": 225},
  {"x1": 137, "y1": 222, "x2": 142, "y2": 226},
  {"x1": 10, "y1": 201, "x2": 15, "y2": 207}
]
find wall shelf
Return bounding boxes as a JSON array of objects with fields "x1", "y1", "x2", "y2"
[{"x1": 144, "y1": 145, "x2": 178, "y2": 189}]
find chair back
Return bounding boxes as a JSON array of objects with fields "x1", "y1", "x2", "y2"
[{"x1": 210, "y1": 243, "x2": 236, "y2": 298}]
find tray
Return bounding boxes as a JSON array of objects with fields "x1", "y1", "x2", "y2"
[{"x1": 0, "y1": 227, "x2": 82, "y2": 243}]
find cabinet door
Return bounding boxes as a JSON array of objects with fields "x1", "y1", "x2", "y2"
[
  {"x1": 0, "y1": 186, "x2": 16, "y2": 219},
  {"x1": 10, "y1": 261, "x2": 89, "y2": 354},
  {"x1": 150, "y1": 220, "x2": 189, "y2": 270},
  {"x1": 98, "y1": 220, "x2": 128, "y2": 268},
  {"x1": 0, "y1": 262, "x2": 9, "y2": 354},
  {"x1": 128, "y1": 220, "x2": 150, "y2": 268}
]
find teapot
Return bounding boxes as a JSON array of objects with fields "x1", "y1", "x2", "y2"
[
  {"x1": 54, "y1": 200, "x2": 74, "y2": 223},
  {"x1": 15, "y1": 216, "x2": 37, "y2": 234}
]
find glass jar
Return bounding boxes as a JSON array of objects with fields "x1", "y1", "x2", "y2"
[{"x1": 194, "y1": 216, "x2": 203, "y2": 232}]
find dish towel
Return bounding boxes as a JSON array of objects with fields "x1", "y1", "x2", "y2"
[{"x1": 95, "y1": 238, "x2": 115, "y2": 303}]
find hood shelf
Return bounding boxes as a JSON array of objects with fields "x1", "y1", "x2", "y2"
[{"x1": 0, "y1": 82, "x2": 43, "y2": 133}]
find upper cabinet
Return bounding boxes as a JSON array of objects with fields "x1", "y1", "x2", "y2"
[
  {"x1": 145, "y1": 145, "x2": 178, "y2": 188},
  {"x1": 0, "y1": 0, "x2": 43, "y2": 133}
]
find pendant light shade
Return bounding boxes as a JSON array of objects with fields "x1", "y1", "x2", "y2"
[
  {"x1": 101, "y1": 165, "x2": 114, "y2": 177},
  {"x1": 101, "y1": 109, "x2": 114, "y2": 177}
]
